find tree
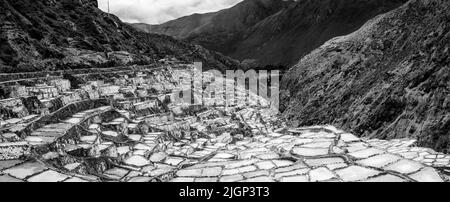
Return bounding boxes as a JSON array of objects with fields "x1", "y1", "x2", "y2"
[{"x1": 63, "y1": 73, "x2": 82, "y2": 89}]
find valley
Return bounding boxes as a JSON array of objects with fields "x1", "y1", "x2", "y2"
[{"x1": 0, "y1": 0, "x2": 448, "y2": 183}]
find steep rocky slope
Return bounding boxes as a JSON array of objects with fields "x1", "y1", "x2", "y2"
[
  {"x1": 0, "y1": 0, "x2": 239, "y2": 73},
  {"x1": 133, "y1": 0, "x2": 407, "y2": 68},
  {"x1": 230, "y1": 0, "x2": 407, "y2": 67},
  {"x1": 281, "y1": 0, "x2": 449, "y2": 152}
]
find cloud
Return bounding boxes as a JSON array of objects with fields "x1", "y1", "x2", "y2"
[{"x1": 98, "y1": 0, "x2": 243, "y2": 24}]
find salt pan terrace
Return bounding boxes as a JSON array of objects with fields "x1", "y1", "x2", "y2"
[{"x1": 0, "y1": 65, "x2": 449, "y2": 182}]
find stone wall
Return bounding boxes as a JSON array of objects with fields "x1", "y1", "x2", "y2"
[
  {"x1": 0, "y1": 98, "x2": 29, "y2": 119},
  {"x1": 0, "y1": 142, "x2": 30, "y2": 160},
  {"x1": 16, "y1": 99, "x2": 110, "y2": 138},
  {"x1": 99, "y1": 85, "x2": 120, "y2": 97},
  {"x1": 143, "y1": 113, "x2": 173, "y2": 125}
]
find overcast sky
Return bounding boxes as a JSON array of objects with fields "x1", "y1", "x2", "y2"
[{"x1": 98, "y1": 0, "x2": 243, "y2": 25}]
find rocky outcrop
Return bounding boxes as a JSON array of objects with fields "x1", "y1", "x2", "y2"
[
  {"x1": 281, "y1": 0, "x2": 449, "y2": 152},
  {"x1": 134, "y1": 0, "x2": 407, "y2": 68},
  {"x1": 0, "y1": 0, "x2": 240, "y2": 73}
]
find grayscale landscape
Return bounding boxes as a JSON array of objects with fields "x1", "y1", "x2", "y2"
[{"x1": 0, "y1": 0, "x2": 448, "y2": 182}]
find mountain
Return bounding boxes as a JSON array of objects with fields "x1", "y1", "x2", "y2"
[
  {"x1": 281, "y1": 0, "x2": 449, "y2": 152},
  {"x1": 132, "y1": 12, "x2": 217, "y2": 40},
  {"x1": 133, "y1": 0, "x2": 407, "y2": 68},
  {"x1": 134, "y1": 0, "x2": 292, "y2": 62},
  {"x1": 0, "y1": 0, "x2": 240, "y2": 73}
]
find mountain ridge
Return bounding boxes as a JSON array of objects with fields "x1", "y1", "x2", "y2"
[
  {"x1": 133, "y1": 0, "x2": 407, "y2": 68},
  {"x1": 0, "y1": 0, "x2": 240, "y2": 73}
]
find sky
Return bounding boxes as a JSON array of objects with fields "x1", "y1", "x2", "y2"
[{"x1": 98, "y1": 0, "x2": 243, "y2": 25}]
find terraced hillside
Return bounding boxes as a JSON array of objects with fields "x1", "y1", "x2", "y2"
[{"x1": 1, "y1": 64, "x2": 449, "y2": 182}]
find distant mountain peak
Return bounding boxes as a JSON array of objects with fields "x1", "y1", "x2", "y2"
[{"x1": 132, "y1": 0, "x2": 407, "y2": 68}]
